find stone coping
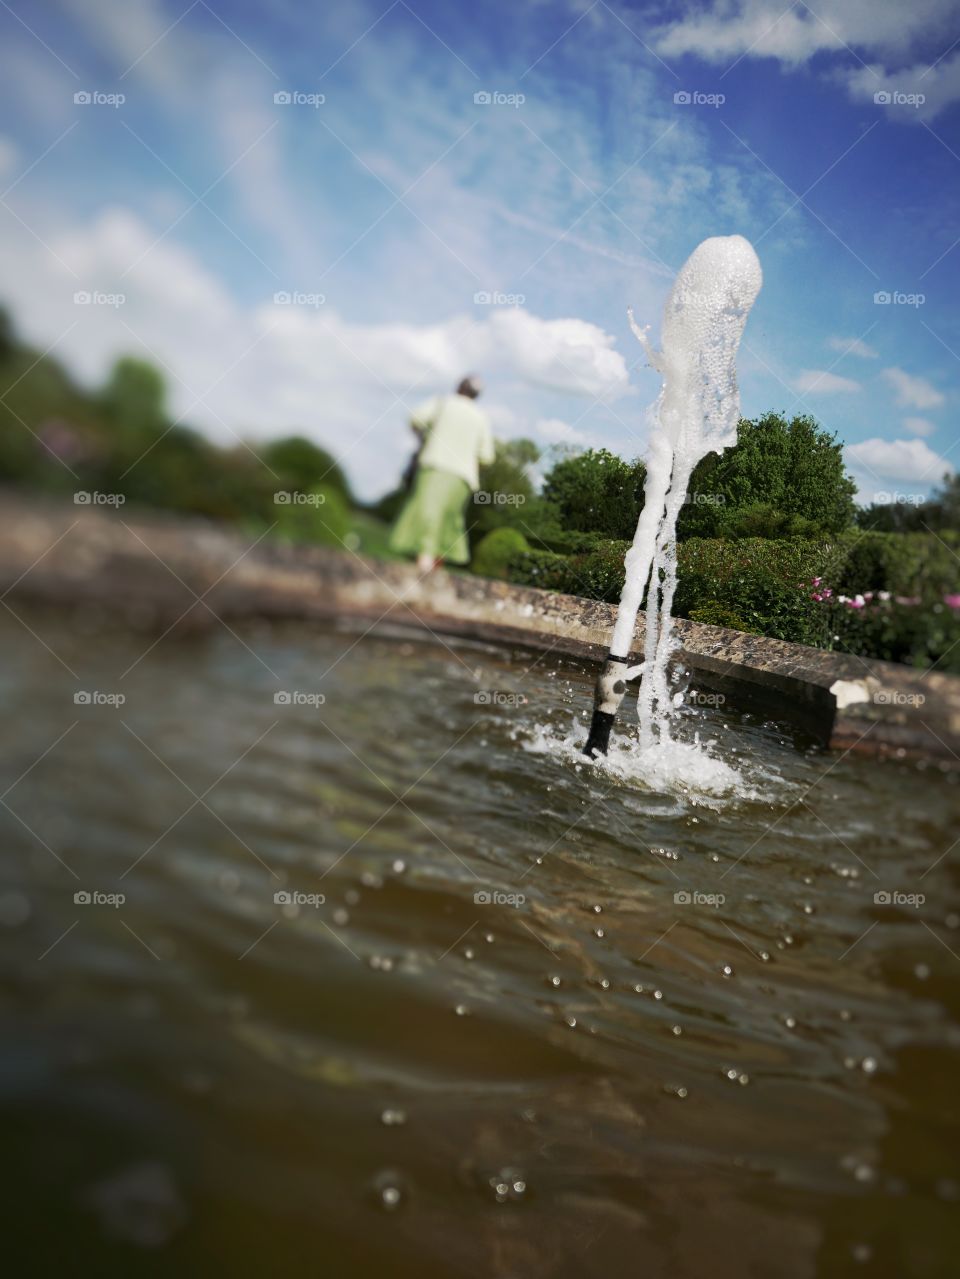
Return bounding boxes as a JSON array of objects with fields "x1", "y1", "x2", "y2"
[{"x1": 1, "y1": 494, "x2": 957, "y2": 764}]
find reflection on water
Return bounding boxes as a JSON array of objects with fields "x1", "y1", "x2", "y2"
[{"x1": 2, "y1": 607, "x2": 959, "y2": 1277}]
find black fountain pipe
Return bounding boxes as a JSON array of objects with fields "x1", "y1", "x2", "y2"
[{"x1": 582, "y1": 653, "x2": 631, "y2": 758}]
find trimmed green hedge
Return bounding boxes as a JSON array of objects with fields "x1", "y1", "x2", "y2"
[{"x1": 498, "y1": 532, "x2": 960, "y2": 671}]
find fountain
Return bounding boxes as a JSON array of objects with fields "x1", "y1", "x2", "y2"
[{"x1": 583, "y1": 235, "x2": 763, "y2": 758}]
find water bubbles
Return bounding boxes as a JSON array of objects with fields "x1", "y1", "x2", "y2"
[
  {"x1": 671, "y1": 1024, "x2": 682, "y2": 1036},
  {"x1": 371, "y1": 1170, "x2": 406, "y2": 1211},
  {"x1": 487, "y1": 1169, "x2": 527, "y2": 1204},
  {"x1": 391, "y1": 859, "x2": 407, "y2": 874},
  {"x1": 633, "y1": 983, "x2": 644, "y2": 994},
  {"x1": 721, "y1": 964, "x2": 734, "y2": 978},
  {"x1": 547, "y1": 974, "x2": 562, "y2": 987},
  {"x1": 463, "y1": 947, "x2": 475, "y2": 960},
  {"x1": 861, "y1": 1057, "x2": 878, "y2": 1074},
  {"x1": 332, "y1": 908, "x2": 349, "y2": 927},
  {"x1": 591, "y1": 904, "x2": 603, "y2": 914},
  {"x1": 653, "y1": 989, "x2": 663, "y2": 1000},
  {"x1": 344, "y1": 889, "x2": 360, "y2": 906},
  {"x1": 783, "y1": 1015, "x2": 797, "y2": 1030},
  {"x1": 368, "y1": 955, "x2": 394, "y2": 972},
  {"x1": 360, "y1": 871, "x2": 383, "y2": 889},
  {"x1": 380, "y1": 1108, "x2": 407, "y2": 1126},
  {"x1": 724, "y1": 1068, "x2": 749, "y2": 1085},
  {"x1": 564, "y1": 1015, "x2": 577, "y2": 1029},
  {"x1": 593, "y1": 927, "x2": 605, "y2": 939},
  {"x1": 454, "y1": 1004, "x2": 470, "y2": 1017},
  {"x1": 664, "y1": 1083, "x2": 688, "y2": 1099},
  {"x1": 484, "y1": 932, "x2": 495, "y2": 944}
]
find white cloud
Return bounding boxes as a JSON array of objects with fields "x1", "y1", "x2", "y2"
[
  {"x1": 846, "y1": 436, "x2": 953, "y2": 487},
  {"x1": 903, "y1": 416, "x2": 935, "y2": 437},
  {"x1": 654, "y1": 0, "x2": 960, "y2": 118},
  {"x1": 881, "y1": 366, "x2": 945, "y2": 409},
  {"x1": 0, "y1": 206, "x2": 631, "y2": 498},
  {"x1": 534, "y1": 417, "x2": 592, "y2": 446},
  {"x1": 843, "y1": 53, "x2": 960, "y2": 121},
  {"x1": 793, "y1": 369, "x2": 861, "y2": 394},
  {"x1": 827, "y1": 335, "x2": 878, "y2": 359}
]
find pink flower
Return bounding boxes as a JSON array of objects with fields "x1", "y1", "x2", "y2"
[
  {"x1": 821, "y1": 587, "x2": 833, "y2": 599},
  {"x1": 945, "y1": 593, "x2": 960, "y2": 610},
  {"x1": 811, "y1": 577, "x2": 823, "y2": 587},
  {"x1": 811, "y1": 592, "x2": 823, "y2": 602}
]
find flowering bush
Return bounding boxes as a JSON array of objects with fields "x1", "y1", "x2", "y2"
[{"x1": 808, "y1": 577, "x2": 960, "y2": 672}]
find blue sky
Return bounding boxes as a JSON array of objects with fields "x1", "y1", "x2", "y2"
[{"x1": 1, "y1": 0, "x2": 958, "y2": 499}]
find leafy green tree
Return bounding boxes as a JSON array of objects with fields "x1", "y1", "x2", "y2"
[
  {"x1": 100, "y1": 357, "x2": 168, "y2": 439},
  {"x1": 679, "y1": 412, "x2": 857, "y2": 538},
  {"x1": 541, "y1": 447, "x2": 647, "y2": 540},
  {"x1": 261, "y1": 434, "x2": 350, "y2": 503},
  {"x1": 467, "y1": 437, "x2": 540, "y2": 545}
]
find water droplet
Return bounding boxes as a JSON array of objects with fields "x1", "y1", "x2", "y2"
[
  {"x1": 548, "y1": 974, "x2": 561, "y2": 987},
  {"x1": 392, "y1": 859, "x2": 406, "y2": 874},
  {"x1": 564, "y1": 1015, "x2": 577, "y2": 1029},
  {"x1": 464, "y1": 948, "x2": 474, "y2": 960},
  {"x1": 671, "y1": 1025, "x2": 682, "y2": 1036},
  {"x1": 381, "y1": 1108, "x2": 406, "y2": 1126},
  {"x1": 594, "y1": 928, "x2": 605, "y2": 938},
  {"x1": 634, "y1": 983, "x2": 644, "y2": 994},
  {"x1": 653, "y1": 989, "x2": 663, "y2": 1000},
  {"x1": 372, "y1": 1170, "x2": 405, "y2": 1211},
  {"x1": 484, "y1": 933, "x2": 494, "y2": 943},
  {"x1": 861, "y1": 1057, "x2": 878, "y2": 1074},
  {"x1": 592, "y1": 904, "x2": 603, "y2": 914},
  {"x1": 721, "y1": 964, "x2": 733, "y2": 977},
  {"x1": 784, "y1": 1015, "x2": 796, "y2": 1029},
  {"x1": 454, "y1": 1004, "x2": 470, "y2": 1017}
]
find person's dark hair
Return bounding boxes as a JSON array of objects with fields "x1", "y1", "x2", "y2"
[{"x1": 456, "y1": 374, "x2": 483, "y2": 399}]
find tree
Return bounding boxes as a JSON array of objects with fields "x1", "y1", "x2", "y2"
[
  {"x1": 678, "y1": 412, "x2": 857, "y2": 538},
  {"x1": 100, "y1": 357, "x2": 168, "y2": 438},
  {"x1": 467, "y1": 438, "x2": 540, "y2": 545},
  {"x1": 261, "y1": 434, "x2": 350, "y2": 503},
  {"x1": 541, "y1": 447, "x2": 647, "y2": 540}
]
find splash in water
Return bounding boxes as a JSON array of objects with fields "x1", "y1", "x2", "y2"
[{"x1": 609, "y1": 236, "x2": 762, "y2": 759}]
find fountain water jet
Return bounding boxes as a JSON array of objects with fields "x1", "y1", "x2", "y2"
[{"x1": 583, "y1": 235, "x2": 763, "y2": 758}]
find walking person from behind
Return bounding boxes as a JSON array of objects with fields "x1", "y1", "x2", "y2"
[{"x1": 390, "y1": 375, "x2": 495, "y2": 573}]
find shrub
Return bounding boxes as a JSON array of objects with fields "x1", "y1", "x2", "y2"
[
  {"x1": 273, "y1": 485, "x2": 350, "y2": 547},
  {"x1": 542, "y1": 448, "x2": 647, "y2": 540},
  {"x1": 471, "y1": 527, "x2": 530, "y2": 579},
  {"x1": 689, "y1": 601, "x2": 753, "y2": 632}
]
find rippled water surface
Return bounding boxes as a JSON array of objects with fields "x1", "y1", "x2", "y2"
[{"x1": 3, "y1": 608, "x2": 960, "y2": 1277}]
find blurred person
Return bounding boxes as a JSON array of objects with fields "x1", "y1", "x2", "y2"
[{"x1": 390, "y1": 375, "x2": 494, "y2": 572}]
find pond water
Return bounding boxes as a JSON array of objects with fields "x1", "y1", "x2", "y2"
[{"x1": 2, "y1": 607, "x2": 959, "y2": 1277}]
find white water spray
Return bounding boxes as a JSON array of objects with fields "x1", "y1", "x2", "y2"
[{"x1": 584, "y1": 235, "x2": 762, "y2": 761}]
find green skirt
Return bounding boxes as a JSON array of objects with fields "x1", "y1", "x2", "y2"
[{"x1": 389, "y1": 466, "x2": 471, "y2": 564}]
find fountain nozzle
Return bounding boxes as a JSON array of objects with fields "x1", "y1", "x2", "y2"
[{"x1": 582, "y1": 654, "x2": 630, "y2": 757}]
